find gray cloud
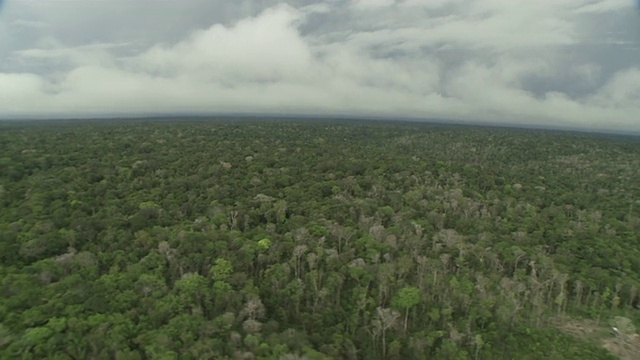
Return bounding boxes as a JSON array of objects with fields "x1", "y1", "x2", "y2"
[{"x1": 0, "y1": 0, "x2": 639, "y2": 132}]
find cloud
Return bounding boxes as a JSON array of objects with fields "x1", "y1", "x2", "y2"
[
  {"x1": 352, "y1": 0, "x2": 396, "y2": 8},
  {"x1": 0, "y1": 0, "x2": 639, "y2": 132},
  {"x1": 575, "y1": 0, "x2": 630, "y2": 13},
  {"x1": 131, "y1": 5, "x2": 313, "y2": 83},
  {"x1": 0, "y1": 73, "x2": 47, "y2": 112},
  {"x1": 588, "y1": 67, "x2": 640, "y2": 107},
  {"x1": 9, "y1": 20, "x2": 50, "y2": 28}
]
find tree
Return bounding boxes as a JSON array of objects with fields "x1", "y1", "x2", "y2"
[
  {"x1": 392, "y1": 286, "x2": 421, "y2": 331},
  {"x1": 1, "y1": 120, "x2": 638, "y2": 360},
  {"x1": 372, "y1": 307, "x2": 400, "y2": 359},
  {"x1": 473, "y1": 334, "x2": 484, "y2": 360},
  {"x1": 210, "y1": 258, "x2": 233, "y2": 282}
]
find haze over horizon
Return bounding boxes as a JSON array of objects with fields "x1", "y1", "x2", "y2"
[{"x1": 1, "y1": 0, "x2": 639, "y2": 132}]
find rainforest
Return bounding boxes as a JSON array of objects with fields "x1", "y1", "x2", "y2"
[{"x1": 0, "y1": 119, "x2": 639, "y2": 359}]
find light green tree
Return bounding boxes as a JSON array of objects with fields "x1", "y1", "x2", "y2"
[
  {"x1": 210, "y1": 258, "x2": 233, "y2": 282},
  {"x1": 392, "y1": 286, "x2": 421, "y2": 331},
  {"x1": 257, "y1": 238, "x2": 272, "y2": 251}
]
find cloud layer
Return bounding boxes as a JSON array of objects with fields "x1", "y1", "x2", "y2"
[{"x1": 0, "y1": 0, "x2": 639, "y2": 132}]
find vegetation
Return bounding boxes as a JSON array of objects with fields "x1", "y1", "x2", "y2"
[{"x1": 1, "y1": 119, "x2": 639, "y2": 359}]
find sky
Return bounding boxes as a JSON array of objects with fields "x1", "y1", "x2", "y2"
[{"x1": 0, "y1": 0, "x2": 639, "y2": 132}]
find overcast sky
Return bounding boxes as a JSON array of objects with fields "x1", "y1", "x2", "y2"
[{"x1": 0, "y1": 0, "x2": 639, "y2": 132}]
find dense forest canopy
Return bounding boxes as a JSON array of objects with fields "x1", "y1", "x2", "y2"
[{"x1": 0, "y1": 119, "x2": 639, "y2": 359}]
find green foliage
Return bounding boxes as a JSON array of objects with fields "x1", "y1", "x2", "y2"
[
  {"x1": 139, "y1": 201, "x2": 160, "y2": 210},
  {"x1": 393, "y1": 287, "x2": 421, "y2": 311},
  {"x1": 257, "y1": 238, "x2": 272, "y2": 251},
  {"x1": 1, "y1": 119, "x2": 639, "y2": 359},
  {"x1": 210, "y1": 258, "x2": 233, "y2": 282}
]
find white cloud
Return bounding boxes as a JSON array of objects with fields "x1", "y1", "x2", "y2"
[
  {"x1": 575, "y1": 0, "x2": 631, "y2": 13},
  {"x1": 132, "y1": 5, "x2": 313, "y2": 83},
  {"x1": 0, "y1": 73, "x2": 47, "y2": 113},
  {"x1": 571, "y1": 63, "x2": 602, "y2": 85},
  {"x1": 351, "y1": 0, "x2": 396, "y2": 8},
  {"x1": 588, "y1": 68, "x2": 640, "y2": 107},
  {"x1": 0, "y1": 0, "x2": 639, "y2": 132},
  {"x1": 9, "y1": 20, "x2": 50, "y2": 28},
  {"x1": 17, "y1": 42, "x2": 129, "y2": 68}
]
